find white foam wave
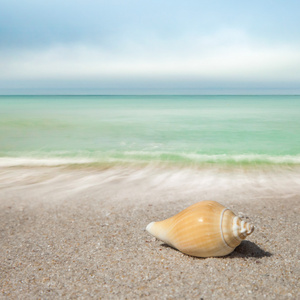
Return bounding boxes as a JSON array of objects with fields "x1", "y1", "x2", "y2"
[
  {"x1": 117, "y1": 152, "x2": 300, "y2": 164},
  {"x1": 0, "y1": 157, "x2": 95, "y2": 167},
  {"x1": 1, "y1": 152, "x2": 300, "y2": 167}
]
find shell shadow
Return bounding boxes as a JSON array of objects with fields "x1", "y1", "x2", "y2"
[
  {"x1": 160, "y1": 240, "x2": 272, "y2": 259},
  {"x1": 228, "y1": 240, "x2": 272, "y2": 258}
]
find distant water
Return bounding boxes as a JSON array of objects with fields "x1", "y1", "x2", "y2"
[{"x1": 0, "y1": 95, "x2": 300, "y2": 168}]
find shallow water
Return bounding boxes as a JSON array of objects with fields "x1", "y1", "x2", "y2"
[{"x1": 0, "y1": 95, "x2": 299, "y2": 167}]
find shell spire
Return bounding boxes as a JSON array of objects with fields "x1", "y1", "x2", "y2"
[{"x1": 146, "y1": 200, "x2": 254, "y2": 257}]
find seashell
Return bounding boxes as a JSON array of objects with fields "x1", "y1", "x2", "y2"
[{"x1": 146, "y1": 200, "x2": 254, "y2": 257}]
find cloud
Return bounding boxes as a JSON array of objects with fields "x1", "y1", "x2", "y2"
[{"x1": 1, "y1": 29, "x2": 300, "y2": 87}]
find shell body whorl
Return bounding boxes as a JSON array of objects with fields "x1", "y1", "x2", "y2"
[{"x1": 146, "y1": 201, "x2": 254, "y2": 257}]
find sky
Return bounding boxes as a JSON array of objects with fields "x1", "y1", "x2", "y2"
[{"x1": 1, "y1": 0, "x2": 300, "y2": 94}]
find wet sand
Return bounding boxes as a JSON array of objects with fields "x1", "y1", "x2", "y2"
[{"x1": 0, "y1": 166, "x2": 299, "y2": 299}]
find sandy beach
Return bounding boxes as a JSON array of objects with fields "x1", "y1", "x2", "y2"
[{"x1": 0, "y1": 166, "x2": 299, "y2": 299}]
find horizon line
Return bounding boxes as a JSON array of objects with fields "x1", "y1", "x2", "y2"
[{"x1": 1, "y1": 94, "x2": 300, "y2": 97}]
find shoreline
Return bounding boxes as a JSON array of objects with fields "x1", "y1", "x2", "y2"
[
  {"x1": 0, "y1": 166, "x2": 299, "y2": 298},
  {"x1": 1, "y1": 153, "x2": 300, "y2": 168}
]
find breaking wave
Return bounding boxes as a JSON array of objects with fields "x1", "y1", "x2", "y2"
[{"x1": 1, "y1": 151, "x2": 300, "y2": 167}]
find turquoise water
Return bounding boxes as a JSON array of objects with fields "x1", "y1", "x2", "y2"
[{"x1": 0, "y1": 95, "x2": 300, "y2": 167}]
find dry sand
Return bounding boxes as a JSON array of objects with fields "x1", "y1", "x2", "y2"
[{"x1": 0, "y1": 166, "x2": 299, "y2": 299}]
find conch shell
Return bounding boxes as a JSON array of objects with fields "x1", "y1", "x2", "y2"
[{"x1": 146, "y1": 200, "x2": 254, "y2": 257}]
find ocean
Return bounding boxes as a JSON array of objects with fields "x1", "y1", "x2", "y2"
[{"x1": 0, "y1": 95, "x2": 300, "y2": 168}]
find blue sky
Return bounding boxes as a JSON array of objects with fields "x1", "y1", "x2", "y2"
[{"x1": 1, "y1": 0, "x2": 300, "y2": 94}]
